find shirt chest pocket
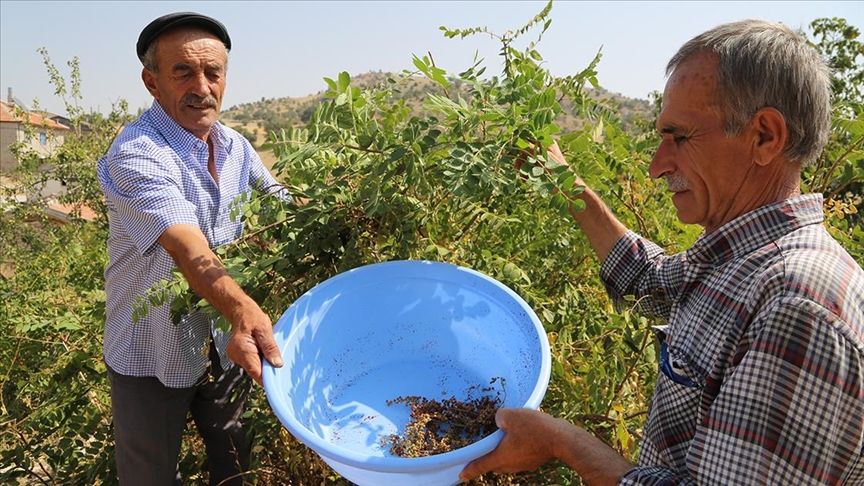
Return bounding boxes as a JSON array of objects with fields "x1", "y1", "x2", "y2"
[
  {"x1": 644, "y1": 339, "x2": 707, "y2": 468},
  {"x1": 659, "y1": 337, "x2": 706, "y2": 391}
]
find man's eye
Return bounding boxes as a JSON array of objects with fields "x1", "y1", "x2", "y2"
[{"x1": 673, "y1": 135, "x2": 688, "y2": 145}]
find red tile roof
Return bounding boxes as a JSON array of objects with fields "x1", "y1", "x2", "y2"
[
  {"x1": 0, "y1": 100, "x2": 70, "y2": 130},
  {"x1": 46, "y1": 201, "x2": 98, "y2": 222}
]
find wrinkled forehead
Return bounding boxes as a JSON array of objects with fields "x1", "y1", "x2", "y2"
[{"x1": 663, "y1": 52, "x2": 721, "y2": 107}]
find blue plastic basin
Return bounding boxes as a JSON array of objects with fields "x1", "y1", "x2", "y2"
[{"x1": 262, "y1": 260, "x2": 551, "y2": 486}]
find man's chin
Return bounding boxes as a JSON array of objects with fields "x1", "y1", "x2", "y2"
[
  {"x1": 671, "y1": 193, "x2": 698, "y2": 224},
  {"x1": 180, "y1": 115, "x2": 218, "y2": 138}
]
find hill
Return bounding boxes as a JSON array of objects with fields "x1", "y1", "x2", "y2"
[{"x1": 222, "y1": 71, "x2": 656, "y2": 161}]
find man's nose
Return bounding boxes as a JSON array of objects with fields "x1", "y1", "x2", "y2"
[
  {"x1": 649, "y1": 140, "x2": 675, "y2": 179},
  {"x1": 189, "y1": 72, "x2": 211, "y2": 97}
]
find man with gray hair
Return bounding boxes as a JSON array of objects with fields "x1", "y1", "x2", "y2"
[
  {"x1": 462, "y1": 19, "x2": 864, "y2": 485},
  {"x1": 97, "y1": 12, "x2": 286, "y2": 485}
]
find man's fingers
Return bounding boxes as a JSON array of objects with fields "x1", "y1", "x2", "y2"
[
  {"x1": 227, "y1": 344, "x2": 262, "y2": 386},
  {"x1": 459, "y1": 456, "x2": 490, "y2": 483},
  {"x1": 255, "y1": 328, "x2": 284, "y2": 368},
  {"x1": 459, "y1": 412, "x2": 510, "y2": 483},
  {"x1": 226, "y1": 330, "x2": 275, "y2": 386},
  {"x1": 244, "y1": 355, "x2": 263, "y2": 386}
]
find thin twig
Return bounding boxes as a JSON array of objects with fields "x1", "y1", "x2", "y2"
[
  {"x1": 819, "y1": 134, "x2": 863, "y2": 194},
  {"x1": 341, "y1": 143, "x2": 385, "y2": 154},
  {"x1": 0, "y1": 336, "x2": 22, "y2": 415},
  {"x1": 605, "y1": 323, "x2": 652, "y2": 419}
]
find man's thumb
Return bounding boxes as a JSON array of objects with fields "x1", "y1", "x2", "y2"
[{"x1": 258, "y1": 332, "x2": 283, "y2": 367}]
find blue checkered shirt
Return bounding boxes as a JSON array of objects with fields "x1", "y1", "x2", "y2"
[
  {"x1": 97, "y1": 101, "x2": 284, "y2": 388},
  {"x1": 602, "y1": 194, "x2": 864, "y2": 485}
]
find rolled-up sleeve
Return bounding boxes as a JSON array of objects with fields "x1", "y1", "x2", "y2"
[{"x1": 99, "y1": 143, "x2": 199, "y2": 257}]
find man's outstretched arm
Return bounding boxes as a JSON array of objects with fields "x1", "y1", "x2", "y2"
[{"x1": 158, "y1": 224, "x2": 283, "y2": 384}]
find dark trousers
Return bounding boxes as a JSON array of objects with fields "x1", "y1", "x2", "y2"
[{"x1": 107, "y1": 344, "x2": 251, "y2": 486}]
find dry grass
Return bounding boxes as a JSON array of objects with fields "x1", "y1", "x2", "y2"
[{"x1": 257, "y1": 148, "x2": 278, "y2": 172}]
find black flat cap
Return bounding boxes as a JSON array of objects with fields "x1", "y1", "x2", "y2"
[{"x1": 136, "y1": 11, "x2": 231, "y2": 63}]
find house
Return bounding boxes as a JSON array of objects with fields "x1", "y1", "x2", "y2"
[
  {"x1": 0, "y1": 91, "x2": 94, "y2": 222},
  {"x1": 0, "y1": 97, "x2": 70, "y2": 173}
]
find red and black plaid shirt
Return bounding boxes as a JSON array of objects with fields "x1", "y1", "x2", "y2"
[{"x1": 602, "y1": 194, "x2": 864, "y2": 485}]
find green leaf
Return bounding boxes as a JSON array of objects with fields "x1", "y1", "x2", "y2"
[{"x1": 337, "y1": 71, "x2": 351, "y2": 93}]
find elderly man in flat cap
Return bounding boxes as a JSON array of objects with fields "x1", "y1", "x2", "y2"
[{"x1": 97, "y1": 12, "x2": 287, "y2": 485}]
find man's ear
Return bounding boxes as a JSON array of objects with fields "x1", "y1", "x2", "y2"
[
  {"x1": 142, "y1": 68, "x2": 160, "y2": 100},
  {"x1": 751, "y1": 107, "x2": 788, "y2": 166}
]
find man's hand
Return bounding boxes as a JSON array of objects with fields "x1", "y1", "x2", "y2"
[
  {"x1": 459, "y1": 408, "x2": 559, "y2": 481},
  {"x1": 226, "y1": 310, "x2": 283, "y2": 386},
  {"x1": 513, "y1": 140, "x2": 569, "y2": 173},
  {"x1": 511, "y1": 139, "x2": 626, "y2": 263},
  {"x1": 460, "y1": 408, "x2": 631, "y2": 485}
]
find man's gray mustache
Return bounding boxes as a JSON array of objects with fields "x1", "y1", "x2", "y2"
[
  {"x1": 182, "y1": 95, "x2": 217, "y2": 107},
  {"x1": 665, "y1": 172, "x2": 689, "y2": 192}
]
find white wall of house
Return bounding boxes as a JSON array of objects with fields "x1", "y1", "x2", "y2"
[
  {"x1": 1, "y1": 122, "x2": 66, "y2": 172},
  {"x1": 0, "y1": 123, "x2": 19, "y2": 172}
]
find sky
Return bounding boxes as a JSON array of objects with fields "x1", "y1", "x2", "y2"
[{"x1": 1, "y1": 1, "x2": 862, "y2": 116}]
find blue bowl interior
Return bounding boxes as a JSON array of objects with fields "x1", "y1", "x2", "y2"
[{"x1": 263, "y1": 260, "x2": 550, "y2": 476}]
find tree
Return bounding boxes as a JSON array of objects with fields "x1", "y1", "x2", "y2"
[
  {"x1": 0, "y1": 49, "x2": 129, "y2": 484},
  {"x1": 7, "y1": 48, "x2": 133, "y2": 225},
  {"x1": 810, "y1": 17, "x2": 864, "y2": 105},
  {"x1": 803, "y1": 17, "x2": 864, "y2": 264}
]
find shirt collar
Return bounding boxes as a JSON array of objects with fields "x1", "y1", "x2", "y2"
[
  {"x1": 686, "y1": 194, "x2": 825, "y2": 265},
  {"x1": 147, "y1": 100, "x2": 230, "y2": 154}
]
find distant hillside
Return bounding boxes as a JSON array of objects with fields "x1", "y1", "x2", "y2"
[{"x1": 222, "y1": 71, "x2": 656, "y2": 150}]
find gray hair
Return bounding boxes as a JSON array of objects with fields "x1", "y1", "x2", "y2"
[
  {"x1": 667, "y1": 19, "x2": 832, "y2": 165},
  {"x1": 141, "y1": 27, "x2": 229, "y2": 75},
  {"x1": 142, "y1": 41, "x2": 160, "y2": 73}
]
